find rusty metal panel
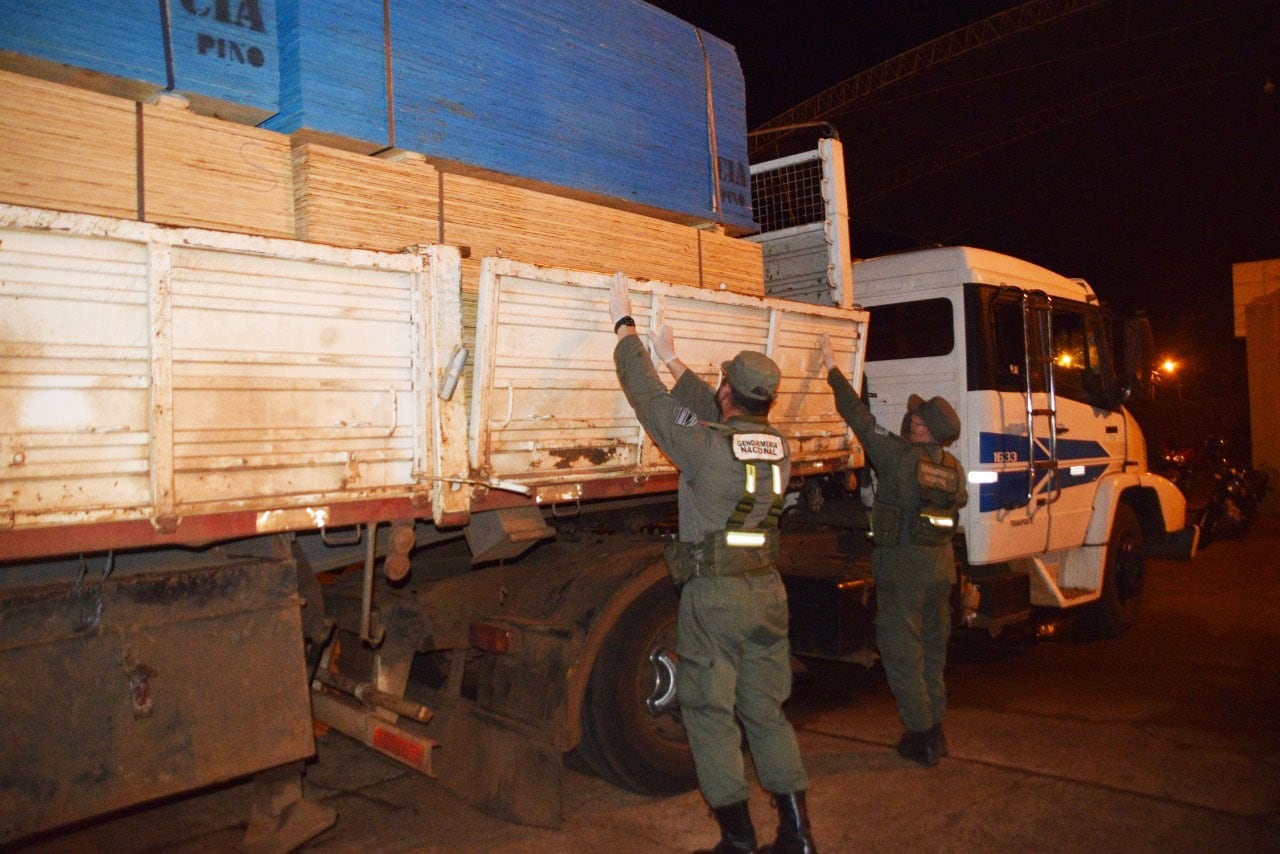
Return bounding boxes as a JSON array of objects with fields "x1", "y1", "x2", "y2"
[
  {"x1": 0, "y1": 557, "x2": 313, "y2": 843},
  {"x1": 0, "y1": 205, "x2": 466, "y2": 552},
  {"x1": 0, "y1": 224, "x2": 154, "y2": 523},
  {"x1": 469, "y1": 258, "x2": 867, "y2": 492}
]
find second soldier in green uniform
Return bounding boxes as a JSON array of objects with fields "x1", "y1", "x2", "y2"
[{"x1": 819, "y1": 333, "x2": 967, "y2": 767}]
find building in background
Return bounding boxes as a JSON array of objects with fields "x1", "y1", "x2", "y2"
[{"x1": 1234, "y1": 259, "x2": 1280, "y2": 513}]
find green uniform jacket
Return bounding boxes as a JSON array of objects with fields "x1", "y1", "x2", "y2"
[
  {"x1": 827, "y1": 367, "x2": 968, "y2": 566},
  {"x1": 614, "y1": 335, "x2": 791, "y2": 543}
]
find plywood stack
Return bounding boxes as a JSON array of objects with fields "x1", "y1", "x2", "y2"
[
  {"x1": 292, "y1": 143, "x2": 763, "y2": 296},
  {"x1": 0, "y1": 71, "x2": 137, "y2": 219},
  {"x1": 291, "y1": 145, "x2": 441, "y2": 250},
  {"x1": 0, "y1": 70, "x2": 295, "y2": 238},
  {"x1": 0, "y1": 0, "x2": 279, "y2": 125},
  {"x1": 141, "y1": 102, "x2": 294, "y2": 237},
  {"x1": 266, "y1": 0, "x2": 753, "y2": 232}
]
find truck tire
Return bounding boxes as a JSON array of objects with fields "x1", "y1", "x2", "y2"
[
  {"x1": 573, "y1": 579, "x2": 697, "y2": 795},
  {"x1": 1087, "y1": 503, "x2": 1145, "y2": 638}
]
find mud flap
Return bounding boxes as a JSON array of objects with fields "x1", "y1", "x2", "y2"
[
  {"x1": 239, "y1": 761, "x2": 337, "y2": 854},
  {"x1": 430, "y1": 697, "x2": 564, "y2": 829},
  {"x1": 0, "y1": 557, "x2": 315, "y2": 844}
]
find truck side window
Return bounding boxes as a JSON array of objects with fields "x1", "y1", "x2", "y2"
[
  {"x1": 865, "y1": 298, "x2": 954, "y2": 361},
  {"x1": 1052, "y1": 305, "x2": 1116, "y2": 408},
  {"x1": 1051, "y1": 309, "x2": 1089, "y2": 401},
  {"x1": 991, "y1": 298, "x2": 1034, "y2": 390}
]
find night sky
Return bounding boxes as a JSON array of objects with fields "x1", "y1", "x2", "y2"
[{"x1": 650, "y1": 0, "x2": 1280, "y2": 406}]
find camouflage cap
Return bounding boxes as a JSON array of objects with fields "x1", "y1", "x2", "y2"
[
  {"x1": 907, "y1": 393, "x2": 961, "y2": 444},
  {"x1": 721, "y1": 351, "x2": 781, "y2": 401}
]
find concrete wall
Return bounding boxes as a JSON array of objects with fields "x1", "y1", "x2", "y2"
[{"x1": 1245, "y1": 290, "x2": 1280, "y2": 513}]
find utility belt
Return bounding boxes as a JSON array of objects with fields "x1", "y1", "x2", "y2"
[
  {"x1": 871, "y1": 500, "x2": 958, "y2": 548},
  {"x1": 663, "y1": 529, "x2": 779, "y2": 585}
]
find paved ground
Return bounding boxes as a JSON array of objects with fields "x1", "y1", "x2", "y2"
[{"x1": 18, "y1": 516, "x2": 1280, "y2": 852}]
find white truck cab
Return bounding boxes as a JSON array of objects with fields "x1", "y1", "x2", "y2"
[
  {"x1": 854, "y1": 246, "x2": 1196, "y2": 635},
  {"x1": 751, "y1": 135, "x2": 1196, "y2": 638}
]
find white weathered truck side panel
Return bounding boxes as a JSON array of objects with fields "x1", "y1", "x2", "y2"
[
  {"x1": 0, "y1": 205, "x2": 460, "y2": 537},
  {"x1": 470, "y1": 258, "x2": 868, "y2": 496},
  {"x1": 2, "y1": 206, "x2": 868, "y2": 552}
]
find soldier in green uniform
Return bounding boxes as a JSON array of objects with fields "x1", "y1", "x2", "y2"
[
  {"x1": 610, "y1": 276, "x2": 816, "y2": 854},
  {"x1": 819, "y1": 334, "x2": 967, "y2": 767}
]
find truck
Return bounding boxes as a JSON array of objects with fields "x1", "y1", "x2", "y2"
[
  {"x1": 0, "y1": 192, "x2": 868, "y2": 843},
  {"x1": 2, "y1": 53, "x2": 1194, "y2": 854}
]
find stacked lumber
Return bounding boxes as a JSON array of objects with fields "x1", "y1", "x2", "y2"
[
  {"x1": 141, "y1": 102, "x2": 294, "y2": 237},
  {"x1": 265, "y1": 0, "x2": 753, "y2": 231},
  {"x1": 4, "y1": 68, "x2": 762, "y2": 304},
  {"x1": 291, "y1": 146, "x2": 441, "y2": 250},
  {"x1": 0, "y1": 0, "x2": 278, "y2": 124},
  {"x1": 292, "y1": 144, "x2": 763, "y2": 297},
  {"x1": 0, "y1": 70, "x2": 137, "y2": 219},
  {"x1": 0, "y1": 70, "x2": 294, "y2": 237},
  {"x1": 440, "y1": 172, "x2": 703, "y2": 289}
]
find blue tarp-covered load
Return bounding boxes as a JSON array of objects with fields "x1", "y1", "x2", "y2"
[
  {"x1": 0, "y1": 0, "x2": 280, "y2": 123},
  {"x1": 268, "y1": 0, "x2": 753, "y2": 230},
  {"x1": 0, "y1": 0, "x2": 754, "y2": 230}
]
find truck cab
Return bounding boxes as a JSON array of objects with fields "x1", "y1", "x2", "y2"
[
  {"x1": 854, "y1": 247, "x2": 1195, "y2": 634},
  {"x1": 750, "y1": 136, "x2": 1196, "y2": 640}
]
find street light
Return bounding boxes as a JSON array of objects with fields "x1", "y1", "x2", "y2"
[{"x1": 1154, "y1": 356, "x2": 1182, "y2": 400}]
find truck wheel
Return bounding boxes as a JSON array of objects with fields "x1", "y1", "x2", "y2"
[
  {"x1": 1088, "y1": 504, "x2": 1145, "y2": 638},
  {"x1": 573, "y1": 579, "x2": 697, "y2": 795}
]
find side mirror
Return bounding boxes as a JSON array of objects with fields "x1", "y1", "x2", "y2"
[{"x1": 1123, "y1": 315, "x2": 1154, "y2": 390}]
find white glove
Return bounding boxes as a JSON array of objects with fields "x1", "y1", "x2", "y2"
[
  {"x1": 609, "y1": 273, "x2": 632, "y2": 324},
  {"x1": 819, "y1": 333, "x2": 838, "y2": 371},
  {"x1": 650, "y1": 324, "x2": 677, "y2": 363}
]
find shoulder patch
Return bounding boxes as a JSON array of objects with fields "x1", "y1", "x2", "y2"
[
  {"x1": 874, "y1": 424, "x2": 890, "y2": 436},
  {"x1": 674, "y1": 406, "x2": 698, "y2": 427},
  {"x1": 732, "y1": 432, "x2": 786, "y2": 461}
]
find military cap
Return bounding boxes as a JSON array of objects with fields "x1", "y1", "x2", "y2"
[
  {"x1": 907, "y1": 393, "x2": 961, "y2": 444},
  {"x1": 721, "y1": 351, "x2": 781, "y2": 401}
]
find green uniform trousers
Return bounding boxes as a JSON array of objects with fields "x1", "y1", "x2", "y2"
[
  {"x1": 675, "y1": 571, "x2": 808, "y2": 807},
  {"x1": 873, "y1": 544, "x2": 953, "y2": 733}
]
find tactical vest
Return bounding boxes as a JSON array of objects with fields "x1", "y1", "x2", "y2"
[
  {"x1": 871, "y1": 444, "x2": 963, "y2": 547},
  {"x1": 664, "y1": 425, "x2": 787, "y2": 583}
]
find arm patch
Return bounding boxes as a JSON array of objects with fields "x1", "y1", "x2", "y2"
[{"x1": 674, "y1": 406, "x2": 699, "y2": 427}]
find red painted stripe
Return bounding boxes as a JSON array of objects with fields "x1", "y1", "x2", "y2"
[{"x1": 372, "y1": 725, "x2": 425, "y2": 768}]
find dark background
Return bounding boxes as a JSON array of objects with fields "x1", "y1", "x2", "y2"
[{"x1": 651, "y1": 0, "x2": 1279, "y2": 450}]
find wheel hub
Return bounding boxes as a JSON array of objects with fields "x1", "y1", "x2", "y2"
[{"x1": 645, "y1": 649, "x2": 679, "y2": 716}]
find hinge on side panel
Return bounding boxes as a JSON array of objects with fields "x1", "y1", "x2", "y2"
[
  {"x1": 150, "y1": 514, "x2": 181, "y2": 534},
  {"x1": 0, "y1": 503, "x2": 13, "y2": 530}
]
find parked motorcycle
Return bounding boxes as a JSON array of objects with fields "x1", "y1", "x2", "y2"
[{"x1": 1158, "y1": 436, "x2": 1269, "y2": 548}]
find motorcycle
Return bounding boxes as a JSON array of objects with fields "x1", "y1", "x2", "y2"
[{"x1": 1157, "y1": 436, "x2": 1269, "y2": 548}]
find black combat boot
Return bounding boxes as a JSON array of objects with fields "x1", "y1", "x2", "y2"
[
  {"x1": 895, "y1": 729, "x2": 939, "y2": 767},
  {"x1": 759, "y1": 791, "x2": 816, "y2": 854},
  {"x1": 695, "y1": 800, "x2": 757, "y2": 853},
  {"x1": 928, "y1": 723, "x2": 949, "y2": 758}
]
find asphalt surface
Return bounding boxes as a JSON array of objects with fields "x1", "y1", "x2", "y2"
[{"x1": 19, "y1": 516, "x2": 1280, "y2": 853}]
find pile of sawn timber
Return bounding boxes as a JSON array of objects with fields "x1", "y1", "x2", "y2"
[{"x1": 0, "y1": 69, "x2": 764, "y2": 343}]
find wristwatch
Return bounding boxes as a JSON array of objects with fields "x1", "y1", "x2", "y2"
[{"x1": 614, "y1": 315, "x2": 636, "y2": 333}]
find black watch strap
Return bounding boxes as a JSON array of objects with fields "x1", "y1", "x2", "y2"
[{"x1": 614, "y1": 315, "x2": 636, "y2": 333}]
